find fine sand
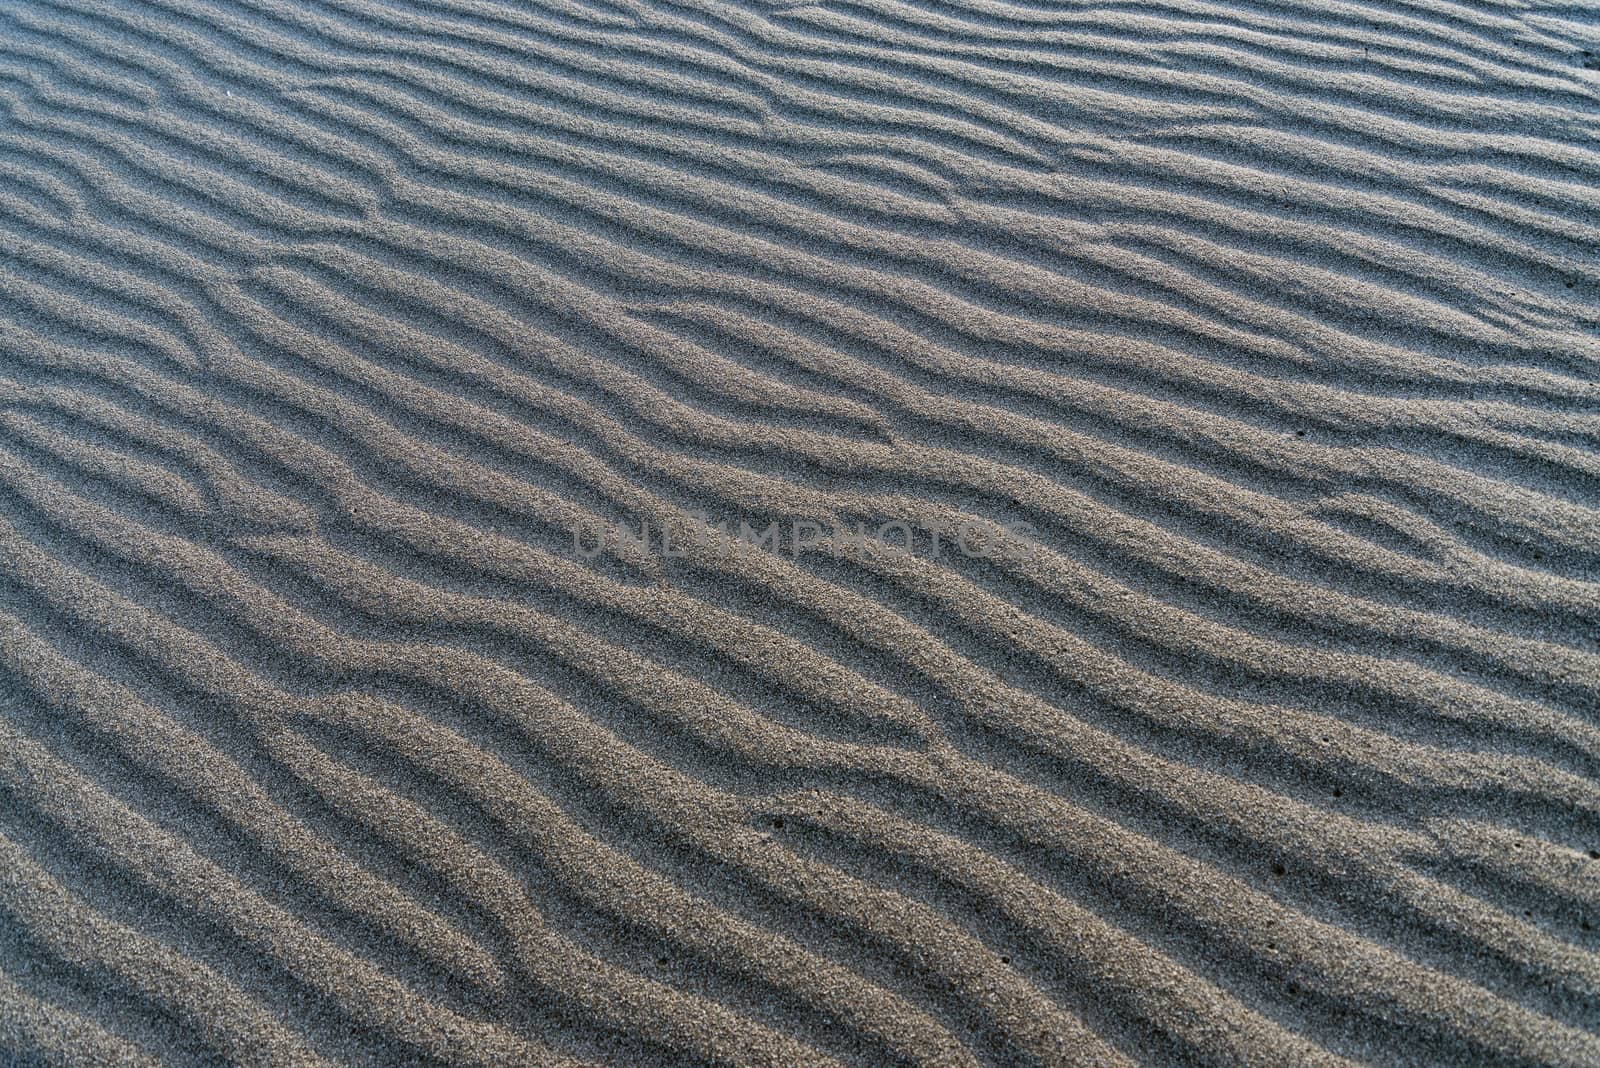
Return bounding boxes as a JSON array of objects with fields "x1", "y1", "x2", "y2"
[{"x1": 1, "y1": 0, "x2": 1598, "y2": 1063}]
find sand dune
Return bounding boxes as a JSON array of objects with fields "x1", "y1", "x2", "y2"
[{"x1": 0, "y1": 0, "x2": 1596, "y2": 1062}]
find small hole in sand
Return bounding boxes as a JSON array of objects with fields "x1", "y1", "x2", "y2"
[
  {"x1": 656, "y1": 957, "x2": 668, "y2": 966},
  {"x1": 1294, "y1": 430, "x2": 1306, "y2": 438},
  {"x1": 1286, "y1": 982, "x2": 1300, "y2": 996},
  {"x1": 1332, "y1": 788, "x2": 1343, "y2": 799},
  {"x1": 1524, "y1": 911, "x2": 1533, "y2": 918},
  {"x1": 1272, "y1": 863, "x2": 1287, "y2": 877},
  {"x1": 1001, "y1": 955, "x2": 1011, "y2": 964},
  {"x1": 771, "y1": 817, "x2": 785, "y2": 830},
  {"x1": 1584, "y1": 922, "x2": 1593, "y2": 932},
  {"x1": 1589, "y1": 851, "x2": 1599, "y2": 860}
]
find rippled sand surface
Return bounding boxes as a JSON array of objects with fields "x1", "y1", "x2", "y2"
[{"x1": 1, "y1": 0, "x2": 1598, "y2": 1063}]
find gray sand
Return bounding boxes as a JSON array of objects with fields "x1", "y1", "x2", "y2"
[{"x1": 1, "y1": 0, "x2": 1598, "y2": 1063}]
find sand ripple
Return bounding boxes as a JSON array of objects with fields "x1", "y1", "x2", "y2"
[{"x1": 0, "y1": 0, "x2": 1597, "y2": 1062}]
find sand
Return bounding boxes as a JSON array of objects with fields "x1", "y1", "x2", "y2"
[{"x1": 0, "y1": 0, "x2": 1597, "y2": 1063}]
